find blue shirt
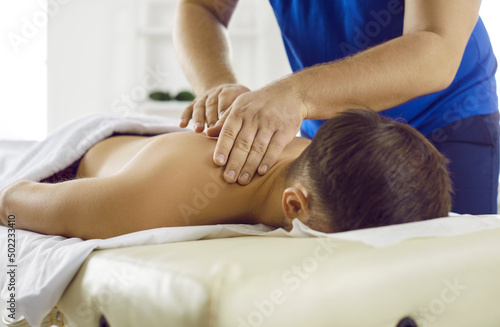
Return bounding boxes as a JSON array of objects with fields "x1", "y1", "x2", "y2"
[{"x1": 268, "y1": 0, "x2": 498, "y2": 138}]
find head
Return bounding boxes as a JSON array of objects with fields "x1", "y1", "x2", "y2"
[{"x1": 281, "y1": 109, "x2": 452, "y2": 233}]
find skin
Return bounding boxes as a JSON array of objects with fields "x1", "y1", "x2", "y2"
[
  {"x1": 173, "y1": 0, "x2": 482, "y2": 185},
  {"x1": 0, "y1": 132, "x2": 312, "y2": 240}
]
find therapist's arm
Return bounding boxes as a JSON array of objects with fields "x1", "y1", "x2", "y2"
[
  {"x1": 173, "y1": 0, "x2": 250, "y2": 132},
  {"x1": 211, "y1": 0, "x2": 482, "y2": 185},
  {"x1": 289, "y1": 0, "x2": 482, "y2": 117}
]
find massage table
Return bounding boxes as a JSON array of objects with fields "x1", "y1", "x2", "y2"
[{"x1": 6, "y1": 215, "x2": 495, "y2": 327}]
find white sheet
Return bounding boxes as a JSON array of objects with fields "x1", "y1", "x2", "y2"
[
  {"x1": 0, "y1": 113, "x2": 186, "y2": 190},
  {"x1": 1, "y1": 113, "x2": 500, "y2": 326}
]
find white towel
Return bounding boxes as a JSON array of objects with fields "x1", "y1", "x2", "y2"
[
  {"x1": 0, "y1": 113, "x2": 186, "y2": 190},
  {"x1": 1, "y1": 113, "x2": 500, "y2": 327}
]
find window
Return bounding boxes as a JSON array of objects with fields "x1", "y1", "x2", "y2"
[{"x1": 0, "y1": 1, "x2": 47, "y2": 141}]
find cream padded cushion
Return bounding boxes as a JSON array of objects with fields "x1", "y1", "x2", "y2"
[{"x1": 58, "y1": 227, "x2": 500, "y2": 327}]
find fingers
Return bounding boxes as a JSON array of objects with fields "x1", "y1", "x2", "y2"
[
  {"x1": 192, "y1": 94, "x2": 208, "y2": 132},
  {"x1": 205, "y1": 92, "x2": 220, "y2": 128},
  {"x1": 257, "y1": 132, "x2": 289, "y2": 176},
  {"x1": 220, "y1": 122, "x2": 256, "y2": 184},
  {"x1": 217, "y1": 125, "x2": 286, "y2": 185},
  {"x1": 236, "y1": 128, "x2": 274, "y2": 185},
  {"x1": 179, "y1": 102, "x2": 193, "y2": 128},
  {"x1": 215, "y1": 118, "x2": 292, "y2": 185},
  {"x1": 206, "y1": 106, "x2": 231, "y2": 137},
  {"x1": 213, "y1": 112, "x2": 243, "y2": 174},
  {"x1": 230, "y1": 130, "x2": 287, "y2": 185},
  {"x1": 212, "y1": 95, "x2": 285, "y2": 185},
  {"x1": 180, "y1": 84, "x2": 249, "y2": 132},
  {"x1": 214, "y1": 109, "x2": 277, "y2": 185},
  {"x1": 206, "y1": 87, "x2": 243, "y2": 135},
  {"x1": 218, "y1": 88, "x2": 238, "y2": 118}
]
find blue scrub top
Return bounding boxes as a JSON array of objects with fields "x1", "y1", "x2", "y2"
[{"x1": 268, "y1": 0, "x2": 498, "y2": 138}]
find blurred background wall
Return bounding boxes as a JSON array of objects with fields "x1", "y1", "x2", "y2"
[
  {"x1": 0, "y1": 0, "x2": 499, "y2": 140},
  {"x1": 46, "y1": 0, "x2": 291, "y2": 133}
]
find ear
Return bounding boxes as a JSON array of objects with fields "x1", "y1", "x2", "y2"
[{"x1": 281, "y1": 186, "x2": 311, "y2": 229}]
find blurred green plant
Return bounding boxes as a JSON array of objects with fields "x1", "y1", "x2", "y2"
[{"x1": 148, "y1": 90, "x2": 195, "y2": 102}]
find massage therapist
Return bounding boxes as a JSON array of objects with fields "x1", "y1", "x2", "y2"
[{"x1": 173, "y1": 0, "x2": 499, "y2": 215}]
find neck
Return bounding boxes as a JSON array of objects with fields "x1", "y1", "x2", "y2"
[{"x1": 248, "y1": 159, "x2": 293, "y2": 229}]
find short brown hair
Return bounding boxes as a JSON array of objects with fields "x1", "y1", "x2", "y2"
[{"x1": 287, "y1": 109, "x2": 452, "y2": 232}]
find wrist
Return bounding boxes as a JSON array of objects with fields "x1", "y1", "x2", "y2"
[
  {"x1": 292, "y1": 60, "x2": 361, "y2": 120},
  {"x1": 285, "y1": 73, "x2": 309, "y2": 120}
]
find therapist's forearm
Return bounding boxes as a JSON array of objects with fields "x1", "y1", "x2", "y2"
[
  {"x1": 173, "y1": 1, "x2": 238, "y2": 96},
  {"x1": 290, "y1": 31, "x2": 461, "y2": 120}
]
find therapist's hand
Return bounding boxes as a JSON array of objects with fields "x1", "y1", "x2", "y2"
[
  {"x1": 206, "y1": 80, "x2": 307, "y2": 185},
  {"x1": 179, "y1": 84, "x2": 251, "y2": 132}
]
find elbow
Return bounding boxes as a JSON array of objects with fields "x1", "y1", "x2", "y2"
[
  {"x1": 418, "y1": 32, "x2": 463, "y2": 94},
  {"x1": 432, "y1": 60, "x2": 459, "y2": 93},
  {"x1": 177, "y1": 0, "x2": 233, "y2": 27},
  {"x1": 429, "y1": 69, "x2": 456, "y2": 94},
  {"x1": 0, "y1": 181, "x2": 26, "y2": 227},
  {"x1": 411, "y1": 57, "x2": 457, "y2": 96}
]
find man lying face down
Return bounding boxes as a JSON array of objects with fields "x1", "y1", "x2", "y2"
[{"x1": 0, "y1": 109, "x2": 451, "y2": 239}]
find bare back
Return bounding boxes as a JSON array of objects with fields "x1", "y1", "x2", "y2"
[{"x1": 76, "y1": 132, "x2": 311, "y2": 232}]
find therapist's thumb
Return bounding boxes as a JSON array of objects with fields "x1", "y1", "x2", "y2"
[
  {"x1": 206, "y1": 123, "x2": 222, "y2": 137},
  {"x1": 206, "y1": 109, "x2": 230, "y2": 137}
]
